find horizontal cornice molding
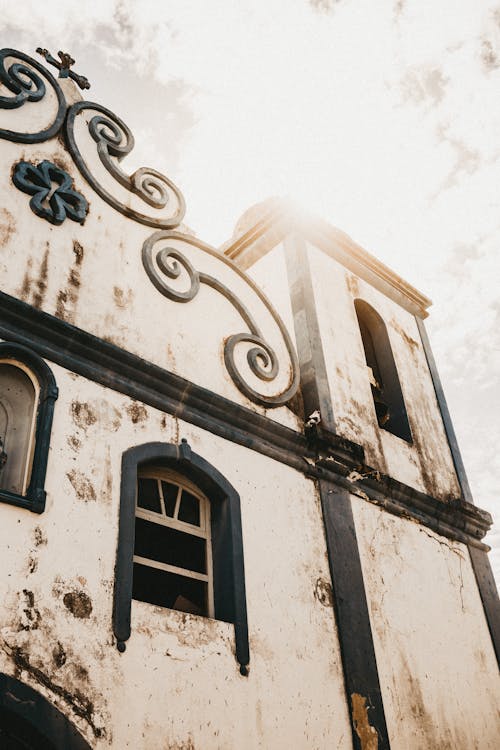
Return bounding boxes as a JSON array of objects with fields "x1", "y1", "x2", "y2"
[{"x1": 0, "y1": 291, "x2": 490, "y2": 547}]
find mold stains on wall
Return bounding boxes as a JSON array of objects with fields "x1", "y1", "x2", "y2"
[
  {"x1": 19, "y1": 590, "x2": 41, "y2": 632},
  {"x1": 71, "y1": 401, "x2": 98, "y2": 431},
  {"x1": 0, "y1": 207, "x2": 15, "y2": 247},
  {"x1": 33, "y1": 526, "x2": 47, "y2": 547},
  {"x1": 2, "y1": 643, "x2": 105, "y2": 740},
  {"x1": 63, "y1": 591, "x2": 93, "y2": 620},
  {"x1": 166, "y1": 738, "x2": 195, "y2": 750},
  {"x1": 351, "y1": 693, "x2": 379, "y2": 750},
  {"x1": 55, "y1": 240, "x2": 84, "y2": 324},
  {"x1": 67, "y1": 434, "x2": 82, "y2": 452},
  {"x1": 66, "y1": 469, "x2": 97, "y2": 503},
  {"x1": 19, "y1": 247, "x2": 50, "y2": 309},
  {"x1": 126, "y1": 400, "x2": 148, "y2": 424},
  {"x1": 314, "y1": 577, "x2": 333, "y2": 607},
  {"x1": 113, "y1": 285, "x2": 133, "y2": 309},
  {"x1": 52, "y1": 641, "x2": 67, "y2": 668}
]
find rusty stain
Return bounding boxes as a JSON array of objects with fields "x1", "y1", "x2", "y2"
[
  {"x1": 33, "y1": 526, "x2": 47, "y2": 547},
  {"x1": 351, "y1": 693, "x2": 378, "y2": 750},
  {"x1": 63, "y1": 590, "x2": 93, "y2": 619},
  {"x1": 166, "y1": 739, "x2": 195, "y2": 750},
  {"x1": 27, "y1": 555, "x2": 38, "y2": 574},
  {"x1": 67, "y1": 434, "x2": 81, "y2": 452},
  {"x1": 126, "y1": 401, "x2": 148, "y2": 424},
  {"x1": 20, "y1": 590, "x2": 41, "y2": 631},
  {"x1": 314, "y1": 577, "x2": 333, "y2": 607},
  {"x1": 160, "y1": 414, "x2": 167, "y2": 430},
  {"x1": 52, "y1": 641, "x2": 67, "y2": 668},
  {"x1": 113, "y1": 285, "x2": 133, "y2": 309},
  {"x1": 20, "y1": 258, "x2": 33, "y2": 301},
  {"x1": 66, "y1": 469, "x2": 97, "y2": 502},
  {"x1": 71, "y1": 401, "x2": 97, "y2": 430},
  {"x1": 0, "y1": 207, "x2": 15, "y2": 247},
  {"x1": 55, "y1": 240, "x2": 84, "y2": 323},
  {"x1": 32, "y1": 245, "x2": 49, "y2": 309}
]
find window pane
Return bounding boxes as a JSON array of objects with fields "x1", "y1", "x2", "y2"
[
  {"x1": 133, "y1": 562, "x2": 207, "y2": 615},
  {"x1": 178, "y1": 490, "x2": 201, "y2": 526},
  {"x1": 137, "y1": 478, "x2": 161, "y2": 513},
  {"x1": 0, "y1": 364, "x2": 36, "y2": 495},
  {"x1": 161, "y1": 480, "x2": 178, "y2": 517},
  {"x1": 135, "y1": 517, "x2": 207, "y2": 574}
]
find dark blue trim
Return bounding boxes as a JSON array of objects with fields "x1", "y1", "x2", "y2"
[
  {"x1": 113, "y1": 441, "x2": 250, "y2": 674},
  {"x1": 0, "y1": 342, "x2": 58, "y2": 513}
]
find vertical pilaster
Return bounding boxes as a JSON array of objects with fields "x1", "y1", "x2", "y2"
[{"x1": 284, "y1": 230, "x2": 391, "y2": 748}]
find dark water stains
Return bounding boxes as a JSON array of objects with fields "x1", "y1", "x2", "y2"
[
  {"x1": 0, "y1": 207, "x2": 15, "y2": 247},
  {"x1": 314, "y1": 577, "x2": 333, "y2": 607},
  {"x1": 33, "y1": 526, "x2": 47, "y2": 547},
  {"x1": 7, "y1": 645, "x2": 105, "y2": 739},
  {"x1": 63, "y1": 590, "x2": 93, "y2": 619},
  {"x1": 27, "y1": 554, "x2": 38, "y2": 574},
  {"x1": 67, "y1": 434, "x2": 81, "y2": 452},
  {"x1": 52, "y1": 641, "x2": 67, "y2": 668},
  {"x1": 71, "y1": 401, "x2": 97, "y2": 430},
  {"x1": 32, "y1": 245, "x2": 49, "y2": 309},
  {"x1": 126, "y1": 401, "x2": 148, "y2": 424},
  {"x1": 20, "y1": 589, "x2": 41, "y2": 631},
  {"x1": 55, "y1": 240, "x2": 84, "y2": 323},
  {"x1": 166, "y1": 738, "x2": 195, "y2": 750},
  {"x1": 66, "y1": 469, "x2": 97, "y2": 503},
  {"x1": 20, "y1": 258, "x2": 33, "y2": 301}
]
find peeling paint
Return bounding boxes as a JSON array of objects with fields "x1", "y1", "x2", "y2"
[{"x1": 351, "y1": 693, "x2": 378, "y2": 750}]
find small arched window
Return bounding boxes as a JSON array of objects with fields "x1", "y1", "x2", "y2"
[
  {"x1": 0, "y1": 342, "x2": 58, "y2": 513},
  {"x1": 113, "y1": 440, "x2": 250, "y2": 675},
  {"x1": 354, "y1": 300, "x2": 412, "y2": 442}
]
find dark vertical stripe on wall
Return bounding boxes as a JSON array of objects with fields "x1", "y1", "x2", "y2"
[
  {"x1": 319, "y1": 482, "x2": 391, "y2": 750},
  {"x1": 416, "y1": 316, "x2": 500, "y2": 666},
  {"x1": 283, "y1": 232, "x2": 337, "y2": 432}
]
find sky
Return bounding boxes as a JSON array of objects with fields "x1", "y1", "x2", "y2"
[{"x1": 2, "y1": 0, "x2": 500, "y2": 579}]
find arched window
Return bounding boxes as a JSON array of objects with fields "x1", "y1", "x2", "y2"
[
  {"x1": 113, "y1": 440, "x2": 250, "y2": 675},
  {"x1": 354, "y1": 300, "x2": 412, "y2": 442},
  {"x1": 0, "y1": 342, "x2": 58, "y2": 513},
  {"x1": 0, "y1": 672, "x2": 91, "y2": 750}
]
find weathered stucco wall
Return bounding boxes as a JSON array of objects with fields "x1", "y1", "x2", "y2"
[
  {"x1": 306, "y1": 242, "x2": 460, "y2": 501},
  {"x1": 0, "y1": 95, "x2": 299, "y2": 431},
  {"x1": 0, "y1": 359, "x2": 351, "y2": 749},
  {"x1": 352, "y1": 495, "x2": 500, "y2": 749}
]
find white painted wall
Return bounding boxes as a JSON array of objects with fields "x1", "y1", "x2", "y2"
[
  {"x1": 352, "y1": 494, "x2": 500, "y2": 749},
  {"x1": 0, "y1": 361, "x2": 351, "y2": 749}
]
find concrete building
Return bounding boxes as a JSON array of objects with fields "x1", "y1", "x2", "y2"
[{"x1": 0, "y1": 47, "x2": 498, "y2": 749}]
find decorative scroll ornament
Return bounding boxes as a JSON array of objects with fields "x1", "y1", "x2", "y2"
[
  {"x1": 65, "y1": 102, "x2": 186, "y2": 228},
  {"x1": 0, "y1": 48, "x2": 66, "y2": 143},
  {"x1": 142, "y1": 231, "x2": 300, "y2": 408},
  {"x1": 13, "y1": 160, "x2": 89, "y2": 225}
]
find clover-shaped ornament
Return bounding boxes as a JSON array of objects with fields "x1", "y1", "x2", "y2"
[{"x1": 12, "y1": 160, "x2": 88, "y2": 225}]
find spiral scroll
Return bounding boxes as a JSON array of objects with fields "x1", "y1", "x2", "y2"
[
  {"x1": 66, "y1": 101, "x2": 186, "y2": 228},
  {"x1": 0, "y1": 48, "x2": 66, "y2": 143},
  {"x1": 142, "y1": 231, "x2": 299, "y2": 408}
]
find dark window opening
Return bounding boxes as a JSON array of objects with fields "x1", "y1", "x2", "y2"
[{"x1": 354, "y1": 299, "x2": 412, "y2": 442}]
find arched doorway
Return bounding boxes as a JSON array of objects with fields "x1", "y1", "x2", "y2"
[{"x1": 0, "y1": 673, "x2": 92, "y2": 750}]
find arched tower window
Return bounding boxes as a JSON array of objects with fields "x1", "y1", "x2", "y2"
[
  {"x1": 354, "y1": 300, "x2": 412, "y2": 442},
  {"x1": 0, "y1": 342, "x2": 58, "y2": 513}
]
